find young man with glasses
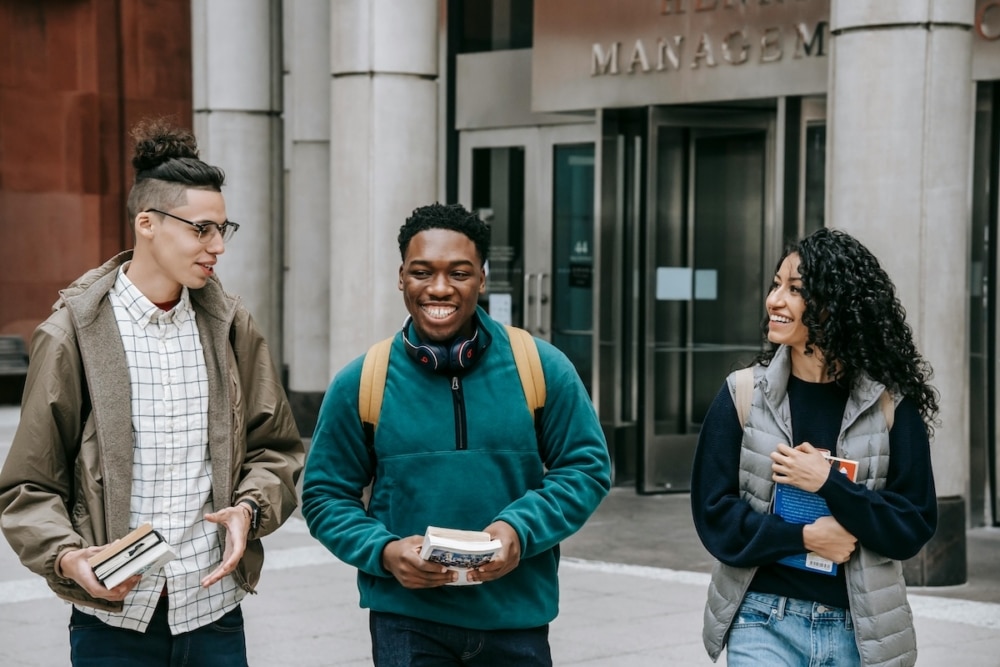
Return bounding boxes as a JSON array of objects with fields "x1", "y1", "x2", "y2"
[{"x1": 0, "y1": 119, "x2": 304, "y2": 666}]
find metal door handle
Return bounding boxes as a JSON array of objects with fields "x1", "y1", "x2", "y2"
[
  {"x1": 537, "y1": 272, "x2": 549, "y2": 335},
  {"x1": 523, "y1": 273, "x2": 536, "y2": 332}
]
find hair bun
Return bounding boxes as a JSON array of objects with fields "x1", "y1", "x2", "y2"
[{"x1": 130, "y1": 118, "x2": 200, "y2": 173}]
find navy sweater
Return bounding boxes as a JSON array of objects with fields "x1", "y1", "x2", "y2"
[{"x1": 691, "y1": 375, "x2": 937, "y2": 609}]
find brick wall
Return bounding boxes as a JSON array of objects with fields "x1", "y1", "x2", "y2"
[{"x1": 0, "y1": 0, "x2": 192, "y2": 343}]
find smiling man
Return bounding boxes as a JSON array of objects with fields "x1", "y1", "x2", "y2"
[
  {"x1": 0, "y1": 119, "x2": 303, "y2": 667},
  {"x1": 302, "y1": 202, "x2": 612, "y2": 667}
]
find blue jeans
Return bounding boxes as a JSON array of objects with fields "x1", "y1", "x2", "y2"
[
  {"x1": 727, "y1": 592, "x2": 860, "y2": 667},
  {"x1": 69, "y1": 598, "x2": 248, "y2": 667},
  {"x1": 369, "y1": 611, "x2": 552, "y2": 666}
]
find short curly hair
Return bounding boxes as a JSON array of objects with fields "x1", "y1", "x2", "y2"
[
  {"x1": 398, "y1": 203, "x2": 490, "y2": 264},
  {"x1": 754, "y1": 228, "x2": 940, "y2": 436}
]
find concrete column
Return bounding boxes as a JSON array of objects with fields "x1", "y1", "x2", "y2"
[
  {"x1": 192, "y1": 0, "x2": 284, "y2": 358},
  {"x1": 827, "y1": 1, "x2": 974, "y2": 583},
  {"x1": 283, "y1": 0, "x2": 331, "y2": 432},
  {"x1": 329, "y1": 0, "x2": 439, "y2": 374}
]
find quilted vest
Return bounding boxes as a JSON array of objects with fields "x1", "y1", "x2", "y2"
[{"x1": 702, "y1": 345, "x2": 917, "y2": 667}]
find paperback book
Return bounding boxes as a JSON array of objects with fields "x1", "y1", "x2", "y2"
[
  {"x1": 87, "y1": 522, "x2": 176, "y2": 589},
  {"x1": 420, "y1": 526, "x2": 502, "y2": 586},
  {"x1": 773, "y1": 454, "x2": 858, "y2": 576}
]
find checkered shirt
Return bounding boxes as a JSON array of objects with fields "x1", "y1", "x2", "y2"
[{"x1": 74, "y1": 266, "x2": 244, "y2": 633}]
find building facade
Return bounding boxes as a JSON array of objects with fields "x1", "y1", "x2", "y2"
[{"x1": 2, "y1": 0, "x2": 998, "y2": 584}]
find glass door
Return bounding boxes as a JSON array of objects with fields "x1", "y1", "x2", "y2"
[
  {"x1": 458, "y1": 124, "x2": 598, "y2": 391},
  {"x1": 971, "y1": 82, "x2": 999, "y2": 527},
  {"x1": 469, "y1": 146, "x2": 527, "y2": 328},
  {"x1": 552, "y1": 144, "x2": 596, "y2": 395},
  {"x1": 640, "y1": 108, "x2": 778, "y2": 493}
]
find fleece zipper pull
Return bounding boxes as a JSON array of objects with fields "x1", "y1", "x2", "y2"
[{"x1": 451, "y1": 376, "x2": 467, "y2": 450}]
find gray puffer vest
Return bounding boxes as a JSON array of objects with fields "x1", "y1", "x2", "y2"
[{"x1": 702, "y1": 345, "x2": 915, "y2": 667}]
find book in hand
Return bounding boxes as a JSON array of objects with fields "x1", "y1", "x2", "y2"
[
  {"x1": 772, "y1": 454, "x2": 859, "y2": 576},
  {"x1": 87, "y1": 522, "x2": 176, "y2": 589},
  {"x1": 419, "y1": 526, "x2": 502, "y2": 586}
]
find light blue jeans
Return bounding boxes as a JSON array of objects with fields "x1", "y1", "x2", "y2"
[{"x1": 727, "y1": 592, "x2": 861, "y2": 667}]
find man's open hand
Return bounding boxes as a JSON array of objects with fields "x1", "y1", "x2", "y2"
[{"x1": 201, "y1": 505, "x2": 252, "y2": 587}]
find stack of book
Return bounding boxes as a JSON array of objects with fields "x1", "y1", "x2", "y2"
[
  {"x1": 87, "y1": 523, "x2": 176, "y2": 588},
  {"x1": 420, "y1": 526, "x2": 502, "y2": 586}
]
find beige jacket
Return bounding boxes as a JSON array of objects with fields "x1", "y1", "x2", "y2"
[{"x1": 0, "y1": 252, "x2": 304, "y2": 611}]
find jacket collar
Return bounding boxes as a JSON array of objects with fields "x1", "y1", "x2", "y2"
[
  {"x1": 57, "y1": 251, "x2": 240, "y2": 539},
  {"x1": 759, "y1": 344, "x2": 887, "y2": 435},
  {"x1": 57, "y1": 250, "x2": 238, "y2": 327}
]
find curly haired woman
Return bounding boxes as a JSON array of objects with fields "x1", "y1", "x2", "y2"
[{"x1": 691, "y1": 228, "x2": 939, "y2": 667}]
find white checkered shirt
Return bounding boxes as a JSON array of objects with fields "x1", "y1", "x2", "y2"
[{"x1": 75, "y1": 266, "x2": 244, "y2": 633}]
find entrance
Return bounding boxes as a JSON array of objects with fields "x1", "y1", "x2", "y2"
[
  {"x1": 971, "y1": 82, "x2": 1000, "y2": 527},
  {"x1": 459, "y1": 104, "x2": 822, "y2": 492},
  {"x1": 458, "y1": 124, "x2": 598, "y2": 393},
  {"x1": 639, "y1": 109, "x2": 779, "y2": 493}
]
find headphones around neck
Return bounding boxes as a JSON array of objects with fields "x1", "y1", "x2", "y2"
[{"x1": 401, "y1": 317, "x2": 482, "y2": 373}]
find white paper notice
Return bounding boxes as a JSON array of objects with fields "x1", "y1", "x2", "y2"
[{"x1": 488, "y1": 293, "x2": 513, "y2": 326}]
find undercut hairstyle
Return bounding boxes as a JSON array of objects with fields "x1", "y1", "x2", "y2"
[
  {"x1": 125, "y1": 118, "x2": 226, "y2": 222},
  {"x1": 398, "y1": 203, "x2": 491, "y2": 265},
  {"x1": 753, "y1": 228, "x2": 940, "y2": 437}
]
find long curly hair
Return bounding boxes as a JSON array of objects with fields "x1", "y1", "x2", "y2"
[{"x1": 753, "y1": 228, "x2": 940, "y2": 437}]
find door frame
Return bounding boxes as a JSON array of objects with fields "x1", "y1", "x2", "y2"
[
  {"x1": 458, "y1": 123, "x2": 597, "y2": 337},
  {"x1": 639, "y1": 107, "x2": 780, "y2": 493}
]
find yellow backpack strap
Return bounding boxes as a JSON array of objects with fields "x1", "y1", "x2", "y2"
[
  {"x1": 733, "y1": 367, "x2": 754, "y2": 429},
  {"x1": 880, "y1": 390, "x2": 895, "y2": 431},
  {"x1": 359, "y1": 337, "x2": 393, "y2": 461},
  {"x1": 506, "y1": 325, "x2": 545, "y2": 418}
]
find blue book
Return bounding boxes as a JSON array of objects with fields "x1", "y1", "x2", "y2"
[{"x1": 772, "y1": 456, "x2": 858, "y2": 576}]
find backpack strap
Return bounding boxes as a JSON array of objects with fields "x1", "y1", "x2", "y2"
[
  {"x1": 359, "y1": 336, "x2": 393, "y2": 465},
  {"x1": 505, "y1": 325, "x2": 546, "y2": 418},
  {"x1": 733, "y1": 367, "x2": 754, "y2": 429},
  {"x1": 506, "y1": 325, "x2": 546, "y2": 453}
]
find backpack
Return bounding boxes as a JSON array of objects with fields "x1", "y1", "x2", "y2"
[
  {"x1": 358, "y1": 325, "x2": 546, "y2": 465},
  {"x1": 731, "y1": 367, "x2": 894, "y2": 431}
]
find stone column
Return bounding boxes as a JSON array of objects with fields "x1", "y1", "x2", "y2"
[
  {"x1": 827, "y1": 1, "x2": 974, "y2": 584},
  {"x1": 283, "y1": 0, "x2": 331, "y2": 433},
  {"x1": 328, "y1": 0, "x2": 439, "y2": 373},
  {"x1": 192, "y1": 0, "x2": 284, "y2": 358}
]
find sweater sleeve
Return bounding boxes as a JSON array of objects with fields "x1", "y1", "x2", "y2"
[
  {"x1": 492, "y1": 342, "x2": 612, "y2": 559},
  {"x1": 819, "y1": 397, "x2": 937, "y2": 560},
  {"x1": 691, "y1": 382, "x2": 809, "y2": 567},
  {"x1": 300, "y1": 358, "x2": 398, "y2": 577}
]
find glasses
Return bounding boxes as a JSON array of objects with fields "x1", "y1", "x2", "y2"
[{"x1": 146, "y1": 208, "x2": 240, "y2": 243}]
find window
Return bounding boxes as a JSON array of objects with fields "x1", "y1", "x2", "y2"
[{"x1": 455, "y1": 0, "x2": 533, "y2": 53}]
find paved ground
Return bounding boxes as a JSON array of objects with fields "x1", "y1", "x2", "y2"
[{"x1": 1, "y1": 405, "x2": 999, "y2": 665}]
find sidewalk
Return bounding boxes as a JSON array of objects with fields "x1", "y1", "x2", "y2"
[{"x1": 1, "y1": 405, "x2": 999, "y2": 665}]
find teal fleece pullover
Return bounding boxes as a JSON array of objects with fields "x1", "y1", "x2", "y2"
[{"x1": 302, "y1": 309, "x2": 611, "y2": 630}]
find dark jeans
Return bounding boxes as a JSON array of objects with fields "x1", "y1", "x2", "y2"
[
  {"x1": 370, "y1": 611, "x2": 552, "y2": 667},
  {"x1": 69, "y1": 598, "x2": 248, "y2": 667}
]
